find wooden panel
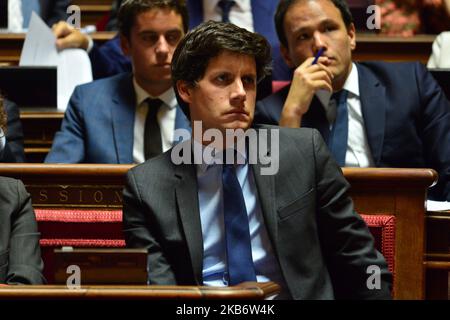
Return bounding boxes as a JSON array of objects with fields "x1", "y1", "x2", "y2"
[
  {"x1": 0, "y1": 33, "x2": 436, "y2": 66},
  {"x1": 0, "y1": 282, "x2": 280, "y2": 300},
  {"x1": 20, "y1": 109, "x2": 64, "y2": 163},
  {"x1": 425, "y1": 210, "x2": 450, "y2": 299},
  {"x1": 0, "y1": 32, "x2": 116, "y2": 66}
]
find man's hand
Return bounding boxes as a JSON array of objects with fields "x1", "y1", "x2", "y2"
[
  {"x1": 279, "y1": 56, "x2": 333, "y2": 128},
  {"x1": 53, "y1": 21, "x2": 90, "y2": 50}
]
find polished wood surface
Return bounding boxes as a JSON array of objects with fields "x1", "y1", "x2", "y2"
[
  {"x1": 20, "y1": 109, "x2": 64, "y2": 163},
  {"x1": 0, "y1": 164, "x2": 132, "y2": 208},
  {"x1": 425, "y1": 210, "x2": 450, "y2": 299},
  {"x1": 0, "y1": 33, "x2": 435, "y2": 66},
  {"x1": 0, "y1": 32, "x2": 116, "y2": 66},
  {"x1": 0, "y1": 282, "x2": 280, "y2": 300}
]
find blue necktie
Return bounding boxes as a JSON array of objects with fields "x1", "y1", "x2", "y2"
[
  {"x1": 222, "y1": 163, "x2": 256, "y2": 285},
  {"x1": 328, "y1": 90, "x2": 348, "y2": 166},
  {"x1": 21, "y1": 0, "x2": 41, "y2": 28},
  {"x1": 217, "y1": 0, "x2": 235, "y2": 23}
]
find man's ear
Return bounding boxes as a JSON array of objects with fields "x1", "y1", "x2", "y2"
[
  {"x1": 348, "y1": 23, "x2": 356, "y2": 51},
  {"x1": 176, "y1": 80, "x2": 193, "y2": 105},
  {"x1": 120, "y1": 34, "x2": 130, "y2": 56},
  {"x1": 280, "y1": 44, "x2": 295, "y2": 68}
]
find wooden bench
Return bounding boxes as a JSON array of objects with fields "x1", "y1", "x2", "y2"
[{"x1": 0, "y1": 165, "x2": 440, "y2": 299}]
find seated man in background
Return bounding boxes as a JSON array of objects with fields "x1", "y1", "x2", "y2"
[
  {"x1": 52, "y1": 0, "x2": 291, "y2": 81},
  {"x1": 255, "y1": 0, "x2": 450, "y2": 201},
  {"x1": 123, "y1": 20, "x2": 391, "y2": 299},
  {"x1": 0, "y1": 94, "x2": 25, "y2": 163},
  {"x1": 46, "y1": 0, "x2": 190, "y2": 164},
  {"x1": 0, "y1": 176, "x2": 45, "y2": 284}
]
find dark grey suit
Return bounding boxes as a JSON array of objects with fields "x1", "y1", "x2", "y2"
[
  {"x1": 0, "y1": 177, "x2": 45, "y2": 284},
  {"x1": 123, "y1": 126, "x2": 391, "y2": 299}
]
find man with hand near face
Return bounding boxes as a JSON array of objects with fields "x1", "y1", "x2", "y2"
[
  {"x1": 255, "y1": 0, "x2": 450, "y2": 201},
  {"x1": 122, "y1": 20, "x2": 391, "y2": 299},
  {"x1": 46, "y1": 0, "x2": 190, "y2": 164}
]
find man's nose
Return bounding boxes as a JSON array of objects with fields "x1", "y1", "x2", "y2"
[
  {"x1": 230, "y1": 79, "x2": 247, "y2": 105},
  {"x1": 312, "y1": 31, "x2": 326, "y2": 54},
  {"x1": 155, "y1": 36, "x2": 169, "y2": 54}
]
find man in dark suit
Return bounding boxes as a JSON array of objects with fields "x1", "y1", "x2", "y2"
[
  {"x1": 0, "y1": 176, "x2": 45, "y2": 284},
  {"x1": 123, "y1": 20, "x2": 391, "y2": 299},
  {"x1": 0, "y1": 96, "x2": 25, "y2": 163},
  {"x1": 254, "y1": 0, "x2": 450, "y2": 201},
  {"x1": 46, "y1": 0, "x2": 190, "y2": 163},
  {"x1": 39, "y1": 0, "x2": 71, "y2": 26}
]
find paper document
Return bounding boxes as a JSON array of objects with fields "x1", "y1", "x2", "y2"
[
  {"x1": 427, "y1": 200, "x2": 450, "y2": 212},
  {"x1": 19, "y1": 12, "x2": 92, "y2": 111}
]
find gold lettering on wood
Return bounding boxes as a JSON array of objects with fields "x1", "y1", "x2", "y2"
[
  {"x1": 39, "y1": 190, "x2": 48, "y2": 202},
  {"x1": 93, "y1": 191, "x2": 104, "y2": 203},
  {"x1": 59, "y1": 190, "x2": 69, "y2": 202}
]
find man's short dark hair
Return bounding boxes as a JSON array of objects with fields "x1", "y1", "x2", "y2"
[
  {"x1": 171, "y1": 21, "x2": 272, "y2": 118},
  {"x1": 275, "y1": 0, "x2": 354, "y2": 48},
  {"x1": 118, "y1": 0, "x2": 189, "y2": 40}
]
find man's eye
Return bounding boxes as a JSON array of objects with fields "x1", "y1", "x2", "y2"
[
  {"x1": 141, "y1": 34, "x2": 158, "y2": 44},
  {"x1": 242, "y1": 76, "x2": 256, "y2": 85},
  {"x1": 297, "y1": 33, "x2": 310, "y2": 41},
  {"x1": 216, "y1": 74, "x2": 229, "y2": 83},
  {"x1": 165, "y1": 32, "x2": 181, "y2": 45}
]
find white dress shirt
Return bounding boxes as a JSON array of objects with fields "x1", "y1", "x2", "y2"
[
  {"x1": 8, "y1": 0, "x2": 23, "y2": 32},
  {"x1": 203, "y1": 0, "x2": 254, "y2": 32},
  {"x1": 195, "y1": 140, "x2": 289, "y2": 298},
  {"x1": 0, "y1": 128, "x2": 5, "y2": 155},
  {"x1": 132, "y1": 79, "x2": 177, "y2": 164},
  {"x1": 316, "y1": 63, "x2": 375, "y2": 167}
]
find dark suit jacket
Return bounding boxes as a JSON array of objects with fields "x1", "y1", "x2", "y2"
[
  {"x1": 45, "y1": 72, "x2": 189, "y2": 163},
  {"x1": 0, "y1": 99, "x2": 25, "y2": 163},
  {"x1": 123, "y1": 126, "x2": 392, "y2": 299},
  {"x1": 39, "y1": 0, "x2": 71, "y2": 26},
  {"x1": 0, "y1": 177, "x2": 45, "y2": 284},
  {"x1": 255, "y1": 62, "x2": 450, "y2": 201}
]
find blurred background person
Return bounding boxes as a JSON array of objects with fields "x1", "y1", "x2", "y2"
[{"x1": 0, "y1": 94, "x2": 25, "y2": 163}]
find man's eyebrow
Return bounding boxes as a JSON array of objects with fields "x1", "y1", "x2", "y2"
[{"x1": 291, "y1": 18, "x2": 340, "y2": 33}]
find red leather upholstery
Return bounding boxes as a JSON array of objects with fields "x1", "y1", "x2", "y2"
[
  {"x1": 272, "y1": 81, "x2": 290, "y2": 93},
  {"x1": 36, "y1": 209, "x2": 125, "y2": 283},
  {"x1": 361, "y1": 214, "x2": 396, "y2": 276}
]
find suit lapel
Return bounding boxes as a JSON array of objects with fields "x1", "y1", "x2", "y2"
[
  {"x1": 302, "y1": 96, "x2": 330, "y2": 143},
  {"x1": 356, "y1": 63, "x2": 386, "y2": 165},
  {"x1": 251, "y1": 0, "x2": 270, "y2": 35},
  {"x1": 174, "y1": 144, "x2": 203, "y2": 284},
  {"x1": 111, "y1": 74, "x2": 135, "y2": 164},
  {"x1": 250, "y1": 132, "x2": 279, "y2": 254}
]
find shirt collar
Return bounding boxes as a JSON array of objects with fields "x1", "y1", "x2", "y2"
[
  {"x1": 316, "y1": 62, "x2": 360, "y2": 107},
  {"x1": 133, "y1": 77, "x2": 177, "y2": 110},
  {"x1": 193, "y1": 138, "x2": 248, "y2": 174}
]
